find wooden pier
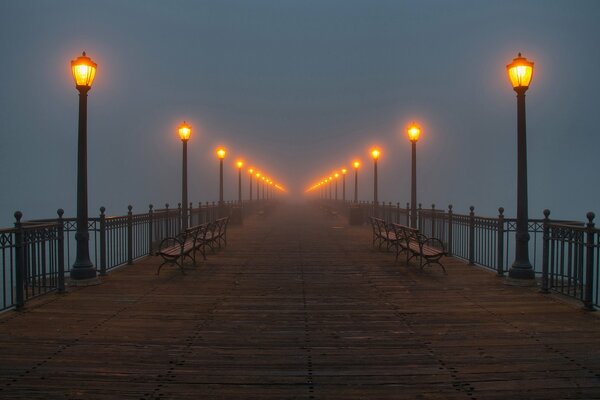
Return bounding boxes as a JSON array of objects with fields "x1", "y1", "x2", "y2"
[{"x1": 1, "y1": 204, "x2": 599, "y2": 399}]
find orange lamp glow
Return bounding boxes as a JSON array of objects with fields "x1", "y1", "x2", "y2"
[
  {"x1": 353, "y1": 160, "x2": 360, "y2": 169},
  {"x1": 341, "y1": 168, "x2": 347, "y2": 175},
  {"x1": 507, "y1": 53, "x2": 534, "y2": 90},
  {"x1": 236, "y1": 160, "x2": 243, "y2": 169},
  {"x1": 249, "y1": 168, "x2": 254, "y2": 174},
  {"x1": 407, "y1": 123, "x2": 421, "y2": 143},
  {"x1": 216, "y1": 148, "x2": 226, "y2": 159},
  {"x1": 178, "y1": 121, "x2": 191, "y2": 141},
  {"x1": 262, "y1": 176, "x2": 266, "y2": 181},
  {"x1": 371, "y1": 149, "x2": 381, "y2": 160},
  {"x1": 334, "y1": 173, "x2": 339, "y2": 179},
  {"x1": 256, "y1": 172, "x2": 261, "y2": 178},
  {"x1": 71, "y1": 51, "x2": 97, "y2": 89}
]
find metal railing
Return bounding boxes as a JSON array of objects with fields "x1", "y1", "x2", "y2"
[
  {"x1": 0, "y1": 201, "x2": 236, "y2": 312},
  {"x1": 331, "y1": 199, "x2": 598, "y2": 309}
]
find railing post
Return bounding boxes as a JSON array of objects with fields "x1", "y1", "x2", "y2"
[
  {"x1": 57, "y1": 209, "x2": 65, "y2": 293},
  {"x1": 447, "y1": 205, "x2": 453, "y2": 257},
  {"x1": 127, "y1": 205, "x2": 133, "y2": 265},
  {"x1": 584, "y1": 212, "x2": 596, "y2": 311},
  {"x1": 418, "y1": 203, "x2": 422, "y2": 231},
  {"x1": 177, "y1": 203, "x2": 182, "y2": 233},
  {"x1": 431, "y1": 204, "x2": 436, "y2": 238},
  {"x1": 148, "y1": 204, "x2": 154, "y2": 255},
  {"x1": 406, "y1": 202, "x2": 410, "y2": 226},
  {"x1": 497, "y1": 207, "x2": 505, "y2": 276},
  {"x1": 189, "y1": 202, "x2": 193, "y2": 226},
  {"x1": 541, "y1": 209, "x2": 550, "y2": 293},
  {"x1": 396, "y1": 202, "x2": 400, "y2": 224},
  {"x1": 469, "y1": 206, "x2": 475, "y2": 265},
  {"x1": 14, "y1": 211, "x2": 24, "y2": 310},
  {"x1": 165, "y1": 203, "x2": 170, "y2": 237},
  {"x1": 99, "y1": 207, "x2": 107, "y2": 276}
]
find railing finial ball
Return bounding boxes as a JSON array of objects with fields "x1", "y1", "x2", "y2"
[
  {"x1": 543, "y1": 209, "x2": 550, "y2": 218},
  {"x1": 128, "y1": 205, "x2": 133, "y2": 212},
  {"x1": 586, "y1": 211, "x2": 595, "y2": 223},
  {"x1": 14, "y1": 211, "x2": 22, "y2": 222},
  {"x1": 448, "y1": 204, "x2": 453, "y2": 210},
  {"x1": 470, "y1": 206, "x2": 475, "y2": 212},
  {"x1": 57, "y1": 208, "x2": 64, "y2": 217},
  {"x1": 100, "y1": 206, "x2": 106, "y2": 214},
  {"x1": 499, "y1": 207, "x2": 504, "y2": 215},
  {"x1": 149, "y1": 204, "x2": 153, "y2": 210}
]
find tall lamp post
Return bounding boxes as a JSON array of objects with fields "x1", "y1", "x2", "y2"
[
  {"x1": 70, "y1": 51, "x2": 97, "y2": 281},
  {"x1": 255, "y1": 172, "x2": 261, "y2": 201},
  {"x1": 179, "y1": 122, "x2": 191, "y2": 230},
  {"x1": 341, "y1": 168, "x2": 347, "y2": 202},
  {"x1": 328, "y1": 177, "x2": 333, "y2": 200},
  {"x1": 236, "y1": 161, "x2": 243, "y2": 204},
  {"x1": 248, "y1": 168, "x2": 254, "y2": 201},
  {"x1": 216, "y1": 148, "x2": 226, "y2": 206},
  {"x1": 371, "y1": 149, "x2": 381, "y2": 215},
  {"x1": 507, "y1": 53, "x2": 535, "y2": 281},
  {"x1": 353, "y1": 161, "x2": 360, "y2": 203},
  {"x1": 407, "y1": 123, "x2": 421, "y2": 228},
  {"x1": 334, "y1": 173, "x2": 339, "y2": 201},
  {"x1": 261, "y1": 176, "x2": 266, "y2": 200}
]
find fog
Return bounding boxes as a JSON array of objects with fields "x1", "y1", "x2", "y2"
[{"x1": 1, "y1": 0, "x2": 599, "y2": 226}]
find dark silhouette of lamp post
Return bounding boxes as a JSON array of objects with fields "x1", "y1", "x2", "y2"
[
  {"x1": 248, "y1": 168, "x2": 254, "y2": 202},
  {"x1": 507, "y1": 53, "x2": 535, "y2": 281},
  {"x1": 70, "y1": 51, "x2": 97, "y2": 281},
  {"x1": 334, "y1": 173, "x2": 339, "y2": 201},
  {"x1": 407, "y1": 123, "x2": 421, "y2": 228},
  {"x1": 353, "y1": 161, "x2": 360, "y2": 203},
  {"x1": 255, "y1": 172, "x2": 261, "y2": 202},
  {"x1": 328, "y1": 177, "x2": 333, "y2": 200},
  {"x1": 178, "y1": 122, "x2": 191, "y2": 230},
  {"x1": 261, "y1": 176, "x2": 266, "y2": 200},
  {"x1": 371, "y1": 149, "x2": 380, "y2": 215},
  {"x1": 236, "y1": 161, "x2": 243, "y2": 204},
  {"x1": 216, "y1": 148, "x2": 226, "y2": 211},
  {"x1": 341, "y1": 168, "x2": 347, "y2": 202}
]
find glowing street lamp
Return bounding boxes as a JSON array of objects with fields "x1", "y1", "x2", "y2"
[
  {"x1": 178, "y1": 122, "x2": 191, "y2": 230},
  {"x1": 236, "y1": 161, "x2": 243, "y2": 204},
  {"x1": 353, "y1": 161, "x2": 360, "y2": 203},
  {"x1": 255, "y1": 172, "x2": 261, "y2": 201},
  {"x1": 328, "y1": 176, "x2": 333, "y2": 200},
  {"x1": 341, "y1": 168, "x2": 347, "y2": 202},
  {"x1": 70, "y1": 51, "x2": 98, "y2": 281},
  {"x1": 507, "y1": 53, "x2": 535, "y2": 281},
  {"x1": 371, "y1": 149, "x2": 381, "y2": 209},
  {"x1": 407, "y1": 123, "x2": 421, "y2": 228},
  {"x1": 216, "y1": 148, "x2": 226, "y2": 205},
  {"x1": 261, "y1": 176, "x2": 266, "y2": 200}
]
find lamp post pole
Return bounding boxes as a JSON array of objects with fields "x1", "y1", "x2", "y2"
[
  {"x1": 237, "y1": 162, "x2": 243, "y2": 204},
  {"x1": 407, "y1": 123, "x2": 421, "y2": 229},
  {"x1": 507, "y1": 53, "x2": 535, "y2": 281},
  {"x1": 342, "y1": 169, "x2": 347, "y2": 202},
  {"x1": 354, "y1": 161, "x2": 359, "y2": 204},
  {"x1": 70, "y1": 52, "x2": 97, "y2": 281},
  {"x1": 219, "y1": 158, "x2": 224, "y2": 205},
  {"x1": 182, "y1": 138, "x2": 188, "y2": 230},
  {"x1": 249, "y1": 170, "x2": 253, "y2": 202},
  {"x1": 334, "y1": 174, "x2": 339, "y2": 201}
]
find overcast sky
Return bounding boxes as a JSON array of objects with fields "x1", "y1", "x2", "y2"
[{"x1": 1, "y1": 0, "x2": 599, "y2": 225}]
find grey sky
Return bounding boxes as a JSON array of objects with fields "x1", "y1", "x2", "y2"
[{"x1": 1, "y1": 0, "x2": 599, "y2": 226}]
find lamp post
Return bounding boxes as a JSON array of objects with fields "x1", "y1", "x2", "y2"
[
  {"x1": 407, "y1": 123, "x2": 421, "y2": 228},
  {"x1": 70, "y1": 51, "x2": 97, "y2": 281},
  {"x1": 179, "y1": 122, "x2": 191, "y2": 230},
  {"x1": 216, "y1": 148, "x2": 226, "y2": 206},
  {"x1": 236, "y1": 161, "x2": 243, "y2": 204},
  {"x1": 328, "y1": 177, "x2": 333, "y2": 200},
  {"x1": 248, "y1": 168, "x2": 254, "y2": 201},
  {"x1": 261, "y1": 176, "x2": 266, "y2": 200},
  {"x1": 255, "y1": 172, "x2": 261, "y2": 201},
  {"x1": 341, "y1": 169, "x2": 347, "y2": 202},
  {"x1": 334, "y1": 173, "x2": 339, "y2": 201},
  {"x1": 353, "y1": 161, "x2": 360, "y2": 203},
  {"x1": 371, "y1": 149, "x2": 380, "y2": 215},
  {"x1": 507, "y1": 53, "x2": 535, "y2": 281}
]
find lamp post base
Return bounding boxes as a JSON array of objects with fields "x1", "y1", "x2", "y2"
[
  {"x1": 67, "y1": 276, "x2": 102, "y2": 287},
  {"x1": 508, "y1": 262, "x2": 535, "y2": 280},
  {"x1": 70, "y1": 264, "x2": 97, "y2": 280}
]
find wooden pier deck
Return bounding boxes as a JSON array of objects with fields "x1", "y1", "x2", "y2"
[{"x1": 1, "y1": 203, "x2": 600, "y2": 399}]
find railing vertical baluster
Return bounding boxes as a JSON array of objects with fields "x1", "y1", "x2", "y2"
[
  {"x1": 165, "y1": 203, "x2": 170, "y2": 238},
  {"x1": 177, "y1": 203, "x2": 182, "y2": 233},
  {"x1": 447, "y1": 205, "x2": 453, "y2": 257},
  {"x1": 584, "y1": 212, "x2": 596, "y2": 310},
  {"x1": 14, "y1": 211, "x2": 24, "y2": 310},
  {"x1": 99, "y1": 207, "x2": 107, "y2": 275},
  {"x1": 127, "y1": 205, "x2": 133, "y2": 265},
  {"x1": 469, "y1": 206, "x2": 475, "y2": 265},
  {"x1": 431, "y1": 204, "x2": 436, "y2": 238},
  {"x1": 497, "y1": 207, "x2": 505, "y2": 276},
  {"x1": 418, "y1": 203, "x2": 422, "y2": 232},
  {"x1": 148, "y1": 204, "x2": 154, "y2": 255},
  {"x1": 57, "y1": 209, "x2": 65, "y2": 293},
  {"x1": 541, "y1": 209, "x2": 550, "y2": 293},
  {"x1": 406, "y1": 202, "x2": 410, "y2": 226}
]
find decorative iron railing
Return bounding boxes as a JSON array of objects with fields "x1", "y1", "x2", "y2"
[{"x1": 0, "y1": 201, "x2": 242, "y2": 312}]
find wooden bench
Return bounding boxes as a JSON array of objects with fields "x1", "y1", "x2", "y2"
[
  {"x1": 369, "y1": 217, "x2": 397, "y2": 250},
  {"x1": 389, "y1": 223, "x2": 447, "y2": 273},
  {"x1": 156, "y1": 223, "x2": 211, "y2": 275}
]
